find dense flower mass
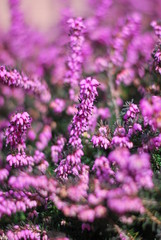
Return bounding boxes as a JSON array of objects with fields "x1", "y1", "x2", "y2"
[
  {"x1": 6, "y1": 224, "x2": 47, "y2": 240},
  {"x1": 6, "y1": 153, "x2": 34, "y2": 167},
  {"x1": 65, "y1": 17, "x2": 85, "y2": 100},
  {"x1": 123, "y1": 103, "x2": 139, "y2": 121},
  {"x1": 69, "y1": 77, "x2": 99, "y2": 149},
  {"x1": 111, "y1": 127, "x2": 133, "y2": 148},
  {"x1": 140, "y1": 96, "x2": 161, "y2": 130},
  {"x1": 152, "y1": 21, "x2": 161, "y2": 74},
  {"x1": 92, "y1": 126, "x2": 111, "y2": 149},
  {"x1": 0, "y1": 66, "x2": 51, "y2": 103},
  {"x1": 5, "y1": 112, "x2": 32, "y2": 149},
  {"x1": 151, "y1": 20, "x2": 161, "y2": 39},
  {"x1": 1, "y1": 0, "x2": 161, "y2": 239}
]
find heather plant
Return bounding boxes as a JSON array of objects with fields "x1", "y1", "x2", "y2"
[{"x1": 1, "y1": 0, "x2": 161, "y2": 239}]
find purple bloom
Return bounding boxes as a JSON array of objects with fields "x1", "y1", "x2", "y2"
[
  {"x1": 0, "y1": 169, "x2": 9, "y2": 181},
  {"x1": 140, "y1": 96, "x2": 161, "y2": 130},
  {"x1": 108, "y1": 148, "x2": 153, "y2": 189},
  {"x1": 5, "y1": 112, "x2": 32, "y2": 149},
  {"x1": 91, "y1": 126, "x2": 111, "y2": 149},
  {"x1": 152, "y1": 21, "x2": 161, "y2": 74},
  {"x1": 108, "y1": 196, "x2": 144, "y2": 214},
  {"x1": 91, "y1": 135, "x2": 110, "y2": 149},
  {"x1": 65, "y1": 17, "x2": 85, "y2": 100},
  {"x1": 55, "y1": 149, "x2": 84, "y2": 179},
  {"x1": 127, "y1": 123, "x2": 142, "y2": 137},
  {"x1": 111, "y1": 13, "x2": 141, "y2": 67},
  {"x1": 92, "y1": 156, "x2": 114, "y2": 182},
  {"x1": 0, "y1": 66, "x2": 51, "y2": 103},
  {"x1": 152, "y1": 43, "x2": 161, "y2": 74},
  {"x1": 148, "y1": 134, "x2": 161, "y2": 150},
  {"x1": 7, "y1": 153, "x2": 34, "y2": 167},
  {"x1": 69, "y1": 77, "x2": 99, "y2": 149},
  {"x1": 6, "y1": 224, "x2": 43, "y2": 240},
  {"x1": 111, "y1": 127, "x2": 133, "y2": 149},
  {"x1": 50, "y1": 98, "x2": 66, "y2": 114},
  {"x1": 123, "y1": 103, "x2": 139, "y2": 121},
  {"x1": 51, "y1": 136, "x2": 66, "y2": 163},
  {"x1": 151, "y1": 20, "x2": 161, "y2": 39},
  {"x1": 36, "y1": 126, "x2": 52, "y2": 151},
  {"x1": 116, "y1": 68, "x2": 135, "y2": 86},
  {"x1": 89, "y1": 0, "x2": 112, "y2": 19}
]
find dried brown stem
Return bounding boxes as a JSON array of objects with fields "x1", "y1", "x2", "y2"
[{"x1": 146, "y1": 208, "x2": 161, "y2": 225}]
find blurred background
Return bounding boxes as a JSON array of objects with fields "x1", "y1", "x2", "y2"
[
  {"x1": 0, "y1": 0, "x2": 89, "y2": 32},
  {"x1": 1, "y1": 0, "x2": 161, "y2": 33}
]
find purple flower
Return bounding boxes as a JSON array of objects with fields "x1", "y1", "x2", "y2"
[
  {"x1": 151, "y1": 20, "x2": 161, "y2": 39},
  {"x1": 0, "y1": 169, "x2": 9, "y2": 181},
  {"x1": 152, "y1": 43, "x2": 161, "y2": 74},
  {"x1": 123, "y1": 103, "x2": 139, "y2": 121},
  {"x1": 50, "y1": 98, "x2": 66, "y2": 114},
  {"x1": 148, "y1": 134, "x2": 161, "y2": 150},
  {"x1": 89, "y1": 0, "x2": 112, "y2": 19},
  {"x1": 111, "y1": 127, "x2": 133, "y2": 149},
  {"x1": 55, "y1": 149, "x2": 84, "y2": 179},
  {"x1": 5, "y1": 112, "x2": 32, "y2": 149},
  {"x1": 91, "y1": 135, "x2": 110, "y2": 149},
  {"x1": 111, "y1": 13, "x2": 141, "y2": 67},
  {"x1": 65, "y1": 17, "x2": 85, "y2": 100},
  {"x1": 6, "y1": 224, "x2": 43, "y2": 240},
  {"x1": 92, "y1": 156, "x2": 114, "y2": 182},
  {"x1": 140, "y1": 96, "x2": 161, "y2": 130},
  {"x1": 127, "y1": 123, "x2": 142, "y2": 137},
  {"x1": 7, "y1": 153, "x2": 34, "y2": 167},
  {"x1": 51, "y1": 136, "x2": 66, "y2": 163},
  {"x1": 36, "y1": 126, "x2": 52, "y2": 151},
  {"x1": 91, "y1": 126, "x2": 111, "y2": 149},
  {"x1": 69, "y1": 77, "x2": 99, "y2": 149},
  {"x1": 116, "y1": 68, "x2": 135, "y2": 86},
  {"x1": 108, "y1": 196, "x2": 144, "y2": 214},
  {"x1": 108, "y1": 148, "x2": 153, "y2": 189},
  {"x1": 0, "y1": 66, "x2": 51, "y2": 103}
]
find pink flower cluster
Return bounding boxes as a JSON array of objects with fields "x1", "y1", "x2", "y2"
[
  {"x1": 0, "y1": 169, "x2": 9, "y2": 181},
  {"x1": 5, "y1": 112, "x2": 31, "y2": 149},
  {"x1": 0, "y1": 66, "x2": 51, "y2": 103},
  {"x1": 111, "y1": 13, "x2": 141, "y2": 67},
  {"x1": 0, "y1": 190, "x2": 38, "y2": 218},
  {"x1": 111, "y1": 127, "x2": 133, "y2": 149},
  {"x1": 123, "y1": 103, "x2": 140, "y2": 121},
  {"x1": 52, "y1": 148, "x2": 153, "y2": 221},
  {"x1": 36, "y1": 125, "x2": 52, "y2": 151},
  {"x1": 140, "y1": 96, "x2": 161, "y2": 131},
  {"x1": 50, "y1": 98, "x2": 66, "y2": 114},
  {"x1": 0, "y1": 0, "x2": 161, "y2": 238},
  {"x1": 92, "y1": 125, "x2": 133, "y2": 150},
  {"x1": 65, "y1": 18, "x2": 85, "y2": 85},
  {"x1": 6, "y1": 224, "x2": 47, "y2": 240},
  {"x1": 7, "y1": 153, "x2": 34, "y2": 167},
  {"x1": 69, "y1": 77, "x2": 99, "y2": 149},
  {"x1": 93, "y1": 148, "x2": 153, "y2": 215},
  {"x1": 55, "y1": 149, "x2": 84, "y2": 178},
  {"x1": 152, "y1": 21, "x2": 161, "y2": 74},
  {"x1": 51, "y1": 136, "x2": 66, "y2": 163},
  {"x1": 92, "y1": 126, "x2": 110, "y2": 149}
]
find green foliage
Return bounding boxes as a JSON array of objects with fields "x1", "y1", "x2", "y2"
[{"x1": 152, "y1": 149, "x2": 161, "y2": 171}]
